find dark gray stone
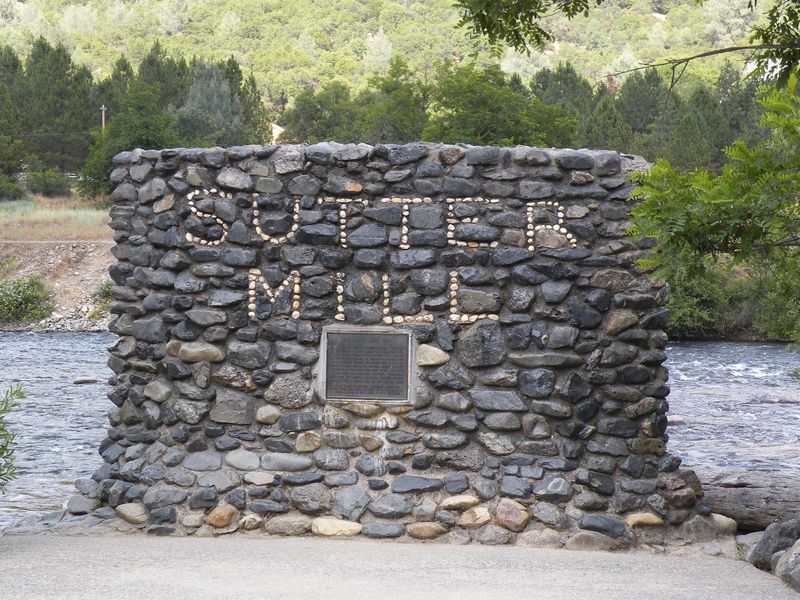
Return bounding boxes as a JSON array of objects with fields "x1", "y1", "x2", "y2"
[
  {"x1": 519, "y1": 369, "x2": 556, "y2": 398},
  {"x1": 470, "y1": 390, "x2": 526, "y2": 412},
  {"x1": 368, "y1": 493, "x2": 414, "y2": 517},
  {"x1": 335, "y1": 486, "x2": 372, "y2": 521},
  {"x1": 391, "y1": 475, "x2": 444, "y2": 494},
  {"x1": 458, "y1": 320, "x2": 505, "y2": 367},
  {"x1": 579, "y1": 514, "x2": 627, "y2": 539},
  {"x1": 533, "y1": 477, "x2": 574, "y2": 503}
]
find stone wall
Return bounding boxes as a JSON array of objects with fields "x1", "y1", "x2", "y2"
[{"x1": 95, "y1": 142, "x2": 712, "y2": 545}]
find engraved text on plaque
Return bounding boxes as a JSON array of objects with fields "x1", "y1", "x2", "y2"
[{"x1": 323, "y1": 328, "x2": 411, "y2": 403}]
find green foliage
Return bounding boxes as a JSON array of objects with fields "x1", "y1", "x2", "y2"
[
  {"x1": 18, "y1": 38, "x2": 98, "y2": 172},
  {"x1": 424, "y1": 63, "x2": 541, "y2": 145},
  {"x1": 0, "y1": 175, "x2": 24, "y2": 201},
  {"x1": 0, "y1": 276, "x2": 53, "y2": 322},
  {"x1": 631, "y1": 73, "x2": 800, "y2": 341},
  {"x1": 355, "y1": 58, "x2": 430, "y2": 143},
  {"x1": 176, "y1": 61, "x2": 247, "y2": 147},
  {"x1": 581, "y1": 87, "x2": 633, "y2": 151},
  {"x1": 280, "y1": 82, "x2": 363, "y2": 143},
  {"x1": 424, "y1": 62, "x2": 572, "y2": 146},
  {"x1": 26, "y1": 167, "x2": 71, "y2": 197},
  {"x1": 91, "y1": 279, "x2": 114, "y2": 308},
  {"x1": 454, "y1": 0, "x2": 604, "y2": 53},
  {"x1": 80, "y1": 79, "x2": 179, "y2": 196},
  {"x1": 0, "y1": 383, "x2": 23, "y2": 493}
]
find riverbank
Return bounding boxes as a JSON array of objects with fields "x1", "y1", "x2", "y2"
[
  {"x1": 0, "y1": 240, "x2": 113, "y2": 332},
  {"x1": 0, "y1": 535, "x2": 794, "y2": 600}
]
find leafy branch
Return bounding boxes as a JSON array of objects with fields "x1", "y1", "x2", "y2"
[{"x1": 0, "y1": 383, "x2": 24, "y2": 493}]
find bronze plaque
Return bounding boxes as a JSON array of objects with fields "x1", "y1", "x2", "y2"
[{"x1": 324, "y1": 330, "x2": 411, "y2": 402}]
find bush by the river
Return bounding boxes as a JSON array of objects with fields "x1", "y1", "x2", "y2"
[
  {"x1": 0, "y1": 276, "x2": 53, "y2": 322},
  {"x1": 0, "y1": 383, "x2": 23, "y2": 493},
  {"x1": 0, "y1": 175, "x2": 24, "y2": 202},
  {"x1": 26, "y1": 168, "x2": 71, "y2": 197}
]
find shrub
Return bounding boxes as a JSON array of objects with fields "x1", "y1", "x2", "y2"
[
  {"x1": 27, "y1": 167, "x2": 71, "y2": 197},
  {"x1": 0, "y1": 174, "x2": 24, "y2": 201},
  {"x1": 0, "y1": 383, "x2": 23, "y2": 493},
  {"x1": 0, "y1": 276, "x2": 53, "y2": 322},
  {"x1": 87, "y1": 279, "x2": 114, "y2": 320}
]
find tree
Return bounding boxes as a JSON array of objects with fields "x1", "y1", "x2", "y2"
[
  {"x1": 175, "y1": 61, "x2": 247, "y2": 146},
  {"x1": 355, "y1": 57, "x2": 429, "y2": 143},
  {"x1": 455, "y1": 0, "x2": 800, "y2": 85},
  {"x1": 0, "y1": 86, "x2": 25, "y2": 177},
  {"x1": 617, "y1": 68, "x2": 668, "y2": 135},
  {"x1": 631, "y1": 74, "x2": 800, "y2": 340},
  {"x1": 20, "y1": 38, "x2": 98, "y2": 171},
  {"x1": 79, "y1": 79, "x2": 178, "y2": 195},
  {"x1": 580, "y1": 87, "x2": 634, "y2": 151},
  {"x1": 423, "y1": 62, "x2": 576, "y2": 146},
  {"x1": 279, "y1": 82, "x2": 363, "y2": 143},
  {"x1": 530, "y1": 63, "x2": 594, "y2": 118},
  {"x1": 97, "y1": 56, "x2": 135, "y2": 117},
  {"x1": 239, "y1": 73, "x2": 272, "y2": 143},
  {"x1": 137, "y1": 41, "x2": 191, "y2": 110}
]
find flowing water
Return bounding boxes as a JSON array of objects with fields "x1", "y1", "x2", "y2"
[{"x1": 0, "y1": 333, "x2": 798, "y2": 527}]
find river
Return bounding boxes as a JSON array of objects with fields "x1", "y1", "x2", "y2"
[{"x1": 0, "y1": 333, "x2": 798, "y2": 528}]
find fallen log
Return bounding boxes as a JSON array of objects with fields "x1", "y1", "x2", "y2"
[{"x1": 696, "y1": 468, "x2": 800, "y2": 532}]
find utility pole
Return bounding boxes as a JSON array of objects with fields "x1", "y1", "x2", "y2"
[{"x1": 101, "y1": 105, "x2": 107, "y2": 131}]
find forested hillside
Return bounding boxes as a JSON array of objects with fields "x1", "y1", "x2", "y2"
[{"x1": 0, "y1": 0, "x2": 765, "y2": 96}]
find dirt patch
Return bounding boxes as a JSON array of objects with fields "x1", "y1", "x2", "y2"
[{"x1": 0, "y1": 241, "x2": 114, "y2": 331}]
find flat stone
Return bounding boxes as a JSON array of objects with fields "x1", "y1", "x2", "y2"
[
  {"x1": 224, "y1": 449, "x2": 260, "y2": 471},
  {"x1": 458, "y1": 506, "x2": 491, "y2": 529},
  {"x1": 265, "y1": 515, "x2": 313, "y2": 535},
  {"x1": 391, "y1": 475, "x2": 444, "y2": 494},
  {"x1": 470, "y1": 390, "x2": 526, "y2": 412},
  {"x1": 66, "y1": 495, "x2": 95, "y2": 515},
  {"x1": 565, "y1": 531, "x2": 620, "y2": 551},
  {"x1": 439, "y1": 495, "x2": 480, "y2": 511},
  {"x1": 183, "y1": 451, "x2": 222, "y2": 471},
  {"x1": 115, "y1": 503, "x2": 147, "y2": 525},
  {"x1": 311, "y1": 517, "x2": 362, "y2": 537},
  {"x1": 516, "y1": 529, "x2": 563, "y2": 548},
  {"x1": 362, "y1": 522, "x2": 406, "y2": 538},
  {"x1": 176, "y1": 342, "x2": 226, "y2": 363},
  {"x1": 261, "y1": 453, "x2": 314, "y2": 471},
  {"x1": 407, "y1": 522, "x2": 448, "y2": 539},
  {"x1": 508, "y1": 352, "x2": 583, "y2": 368},
  {"x1": 625, "y1": 512, "x2": 664, "y2": 527},
  {"x1": 416, "y1": 344, "x2": 450, "y2": 367},
  {"x1": 368, "y1": 494, "x2": 413, "y2": 518},
  {"x1": 579, "y1": 514, "x2": 627, "y2": 539}
]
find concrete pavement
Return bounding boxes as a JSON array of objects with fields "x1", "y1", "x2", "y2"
[{"x1": 0, "y1": 534, "x2": 795, "y2": 600}]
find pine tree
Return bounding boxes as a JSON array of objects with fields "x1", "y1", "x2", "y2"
[
  {"x1": 137, "y1": 41, "x2": 191, "y2": 110},
  {"x1": 20, "y1": 38, "x2": 98, "y2": 171},
  {"x1": 581, "y1": 87, "x2": 633, "y2": 151},
  {"x1": 617, "y1": 68, "x2": 668, "y2": 135},
  {"x1": 175, "y1": 61, "x2": 247, "y2": 146},
  {"x1": 531, "y1": 63, "x2": 594, "y2": 117}
]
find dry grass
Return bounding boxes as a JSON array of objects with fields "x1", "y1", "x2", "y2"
[{"x1": 0, "y1": 194, "x2": 111, "y2": 241}]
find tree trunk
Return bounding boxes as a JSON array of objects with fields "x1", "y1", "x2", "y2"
[{"x1": 697, "y1": 468, "x2": 800, "y2": 532}]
